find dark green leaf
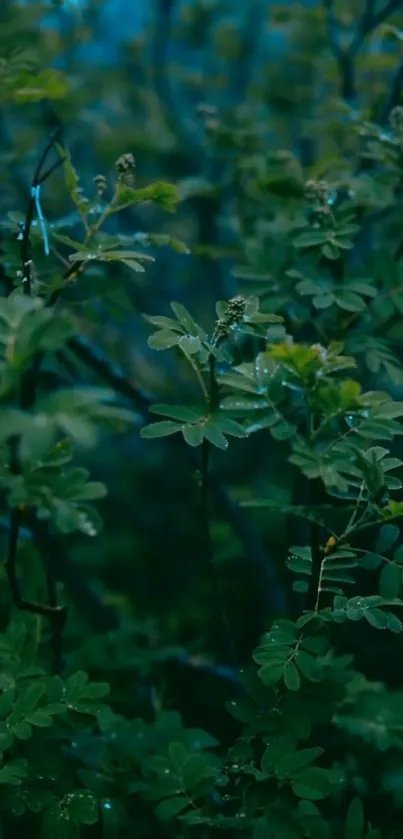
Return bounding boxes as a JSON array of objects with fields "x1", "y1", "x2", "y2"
[
  {"x1": 140, "y1": 421, "x2": 180, "y2": 439},
  {"x1": 365, "y1": 608, "x2": 389, "y2": 630},
  {"x1": 25, "y1": 711, "x2": 53, "y2": 727},
  {"x1": 379, "y1": 563, "x2": 401, "y2": 599},
  {"x1": 277, "y1": 747, "x2": 324, "y2": 777},
  {"x1": 151, "y1": 404, "x2": 204, "y2": 422},
  {"x1": 65, "y1": 790, "x2": 99, "y2": 825},
  {"x1": 203, "y1": 422, "x2": 228, "y2": 450},
  {"x1": 182, "y1": 424, "x2": 205, "y2": 447},
  {"x1": 345, "y1": 797, "x2": 364, "y2": 839},
  {"x1": 284, "y1": 662, "x2": 301, "y2": 691},
  {"x1": 296, "y1": 651, "x2": 323, "y2": 682},
  {"x1": 147, "y1": 330, "x2": 180, "y2": 351},
  {"x1": 155, "y1": 797, "x2": 189, "y2": 820}
]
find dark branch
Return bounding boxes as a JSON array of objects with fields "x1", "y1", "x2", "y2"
[
  {"x1": 5, "y1": 510, "x2": 65, "y2": 620},
  {"x1": 324, "y1": 0, "x2": 403, "y2": 102},
  {"x1": 379, "y1": 57, "x2": 403, "y2": 125},
  {"x1": 151, "y1": 0, "x2": 203, "y2": 163}
]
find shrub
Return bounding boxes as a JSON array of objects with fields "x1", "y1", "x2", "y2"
[{"x1": 2, "y1": 1, "x2": 403, "y2": 838}]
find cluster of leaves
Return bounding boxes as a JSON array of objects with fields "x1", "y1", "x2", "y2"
[{"x1": 0, "y1": 619, "x2": 223, "y2": 838}]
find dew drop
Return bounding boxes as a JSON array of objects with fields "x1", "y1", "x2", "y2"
[{"x1": 327, "y1": 190, "x2": 337, "y2": 206}]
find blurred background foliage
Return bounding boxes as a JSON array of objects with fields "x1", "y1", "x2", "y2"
[{"x1": 2, "y1": 0, "x2": 403, "y2": 832}]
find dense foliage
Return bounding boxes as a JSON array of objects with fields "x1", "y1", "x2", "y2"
[{"x1": 3, "y1": 0, "x2": 403, "y2": 837}]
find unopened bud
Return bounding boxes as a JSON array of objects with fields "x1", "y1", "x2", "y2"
[
  {"x1": 305, "y1": 179, "x2": 329, "y2": 204},
  {"x1": 213, "y1": 318, "x2": 230, "y2": 342},
  {"x1": 93, "y1": 174, "x2": 107, "y2": 197},
  {"x1": 115, "y1": 153, "x2": 136, "y2": 186},
  {"x1": 226, "y1": 295, "x2": 246, "y2": 325}
]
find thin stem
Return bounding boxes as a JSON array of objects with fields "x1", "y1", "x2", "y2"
[
  {"x1": 47, "y1": 185, "x2": 120, "y2": 308},
  {"x1": 200, "y1": 352, "x2": 239, "y2": 673},
  {"x1": 345, "y1": 481, "x2": 366, "y2": 532},
  {"x1": 5, "y1": 510, "x2": 65, "y2": 620},
  {"x1": 314, "y1": 557, "x2": 325, "y2": 613},
  {"x1": 307, "y1": 409, "x2": 324, "y2": 611},
  {"x1": 20, "y1": 127, "x2": 63, "y2": 294},
  {"x1": 181, "y1": 349, "x2": 209, "y2": 401},
  {"x1": 7, "y1": 127, "x2": 67, "y2": 672}
]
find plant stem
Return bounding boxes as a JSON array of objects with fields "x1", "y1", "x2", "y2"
[
  {"x1": 5, "y1": 129, "x2": 67, "y2": 673},
  {"x1": 200, "y1": 352, "x2": 239, "y2": 674},
  {"x1": 181, "y1": 349, "x2": 209, "y2": 401}
]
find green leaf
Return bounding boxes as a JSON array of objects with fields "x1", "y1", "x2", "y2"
[
  {"x1": 73, "y1": 481, "x2": 107, "y2": 501},
  {"x1": 284, "y1": 662, "x2": 301, "y2": 691},
  {"x1": 168, "y1": 742, "x2": 188, "y2": 772},
  {"x1": 182, "y1": 754, "x2": 217, "y2": 789},
  {"x1": 147, "y1": 330, "x2": 180, "y2": 351},
  {"x1": 42, "y1": 806, "x2": 71, "y2": 839},
  {"x1": 203, "y1": 422, "x2": 228, "y2": 450},
  {"x1": 14, "y1": 69, "x2": 68, "y2": 103},
  {"x1": 214, "y1": 416, "x2": 247, "y2": 437},
  {"x1": 334, "y1": 291, "x2": 366, "y2": 312},
  {"x1": 359, "y1": 553, "x2": 383, "y2": 570},
  {"x1": 151, "y1": 404, "x2": 204, "y2": 422},
  {"x1": 379, "y1": 563, "x2": 401, "y2": 599},
  {"x1": 143, "y1": 315, "x2": 182, "y2": 331},
  {"x1": 376, "y1": 524, "x2": 400, "y2": 554},
  {"x1": 182, "y1": 424, "x2": 205, "y2": 447},
  {"x1": 387, "y1": 612, "x2": 403, "y2": 633},
  {"x1": 179, "y1": 335, "x2": 202, "y2": 354},
  {"x1": 296, "y1": 651, "x2": 323, "y2": 682},
  {"x1": 80, "y1": 682, "x2": 110, "y2": 700},
  {"x1": 170, "y1": 302, "x2": 199, "y2": 335},
  {"x1": 140, "y1": 422, "x2": 180, "y2": 439},
  {"x1": 258, "y1": 663, "x2": 286, "y2": 686},
  {"x1": 277, "y1": 747, "x2": 324, "y2": 778},
  {"x1": 0, "y1": 688, "x2": 14, "y2": 718},
  {"x1": 17, "y1": 681, "x2": 46, "y2": 714},
  {"x1": 262, "y1": 736, "x2": 297, "y2": 774},
  {"x1": 365, "y1": 608, "x2": 389, "y2": 629},
  {"x1": 0, "y1": 760, "x2": 27, "y2": 785},
  {"x1": 291, "y1": 768, "x2": 331, "y2": 801},
  {"x1": 25, "y1": 711, "x2": 53, "y2": 727},
  {"x1": 155, "y1": 797, "x2": 189, "y2": 820},
  {"x1": 12, "y1": 721, "x2": 32, "y2": 740},
  {"x1": 345, "y1": 797, "x2": 364, "y2": 839},
  {"x1": 293, "y1": 231, "x2": 328, "y2": 248},
  {"x1": 65, "y1": 790, "x2": 99, "y2": 825}
]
